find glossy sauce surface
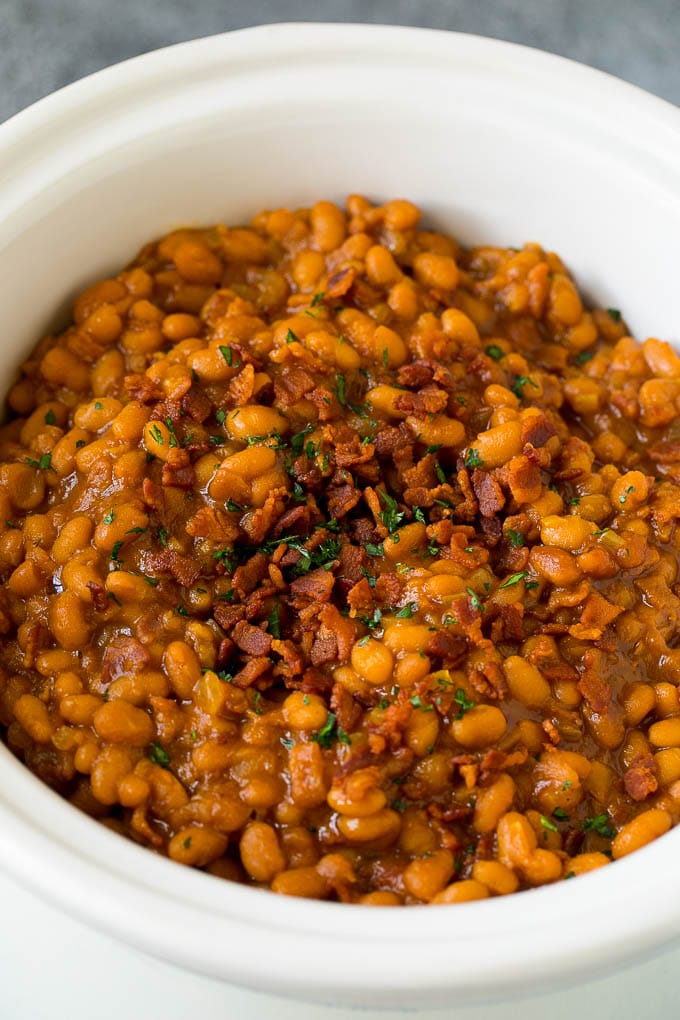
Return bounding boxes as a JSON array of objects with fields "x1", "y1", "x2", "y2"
[{"x1": 1, "y1": 195, "x2": 680, "y2": 904}]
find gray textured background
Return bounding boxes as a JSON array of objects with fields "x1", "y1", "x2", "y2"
[{"x1": 1, "y1": 0, "x2": 680, "y2": 124}]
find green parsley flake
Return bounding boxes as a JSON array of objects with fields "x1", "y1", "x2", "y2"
[
  {"x1": 485, "y1": 344, "x2": 504, "y2": 361},
  {"x1": 465, "y1": 448, "x2": 483, "y2": 469},
  {"x1": 103, "y1": 509, "x2": 115, "y2": 525},
  {"x1": 498, "y1": 571, "x2": 529, "y2": 589},
  {"x1": 149, "y1": 742, "x2": 171, "y2": 768}
]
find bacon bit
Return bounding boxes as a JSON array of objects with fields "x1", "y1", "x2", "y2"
[
  {"x1": 101, "y1": 635, "x2": 150, "y2": 684},
  {"x1": 232, "y1": 656, "x2": 272, "y2": 689},
  {"x1": 427, "y1": 802, "x2": 474, "y2": 823},
  {"x1": 232, "y1": 553, "x2": 269, "y2": 596},
  {"x1": 369, "y1": 702, "x2": 412, "y2": 750},
  {"x1": 374, "y1": 572, "x2": 403, "y2": 608},
  {"x1": 479, "y1": 747, "x2": 528, "y2": 781},
  {"x1": 397, "y1": 361, "x2": 434, "y2": 389},
  {"x1": 393, "y1": 387, "x2": 448, "y2": 416},
  {"x1": 213, "y1": 603, "x2": 246, "y2": 632},
  {"x1": 86, "y1": 581, "x2": 109, "y2": 613},
  {"x1": 186, "y1": 507, "x2": 239, "y2": 543},
  {"x1": 334, "y1": 436, "x2": 376, "y2": 469},
  {"x1": 68, "y1": 331, "x2": 106, "y2": 364},
  {"x1": 272, "y1": 505, "x2": 310, "y2": 538},
  {"x1": 224, "y1": 362, "x2": 254, "y2": 407},
  {"x1": 124, "y1": 373, "x2": 163, "y2": 403},
  {"x1": 471, "y1": 469, "x2": 505, "y2": 517},
  {"x1": 331, "y1": 681, "x2": 362, "y2": 733},
  {"x1": 318, "y1": 604, "x2": 358, "y2": 662},
  {"x1": 145, "y1": 549, "x2": 201, "y2": 588},
  {"x1": 497, "y1": 601, "x2": 525, "y2": 641},
  {"x1": 542, "y1": 719, "x2": 561, "y2": 745},
  {"x1": 327, "y1": 483, "x2": 361, "y2": 519},
  {"x1": 347, "y1": 578, "x2": 374, "y2": 615},
  {"x1": 271, "y1": 639, "x2": 304, "y2": 675},
  {"x1": 141, "y1": 476, "x2": 165, "y2": 512},
  {"x1": 459, "y1": 764, "x2": 479, "y2": 790},
  {"x1": 520, "y1": 413, "x2": 557, "y2": 449},
  {"x1": 426, "y1": 631, "x2": 468, "y2": 665},
  {"x1": 181, "y1": 386, "x2": 212, "y2": 423},
  {"x1": 580, "y1": 593, "x2": 624, "y2": 631},
  {"x1": 467, "y1": 659, "x2": 507, "y2": 700},
  {"x1": 289, "y1": 567, "x2": 335, "y2": 606},
  {"x1": 308, "y1": 386, "x2": 340, "y2": 421},
  {"x1": 232, "y1": 620, "x2": 272, "y2": 657},
  {"x1": 240, "y1": 488, "x2": 288, "y2": 545},
  {"x1": 22, "y1": 622, "x2": 48, "y2": 670},
  {"x1": 326, "y1": 265, "x2": 356, "y2": 298},
  {"x1": 273, "y1": 366, "x2": 316, "y2": 406},
  {"x1": 161, "y1": 448, "x2": 195, "y2": 489},
  {"x1": 624, "y1": 753, "x2": 658, "y2": 802},
  {"x1": 498, "y1": 455, "x2": 542, "y2": 503},
  {"x1": 454, "y1": 468, "x2": 478, "y2": 521},
  {"x1": 310, "y1": 630, "x2": 338, "y2": 666},
  {"x1": 151, "y1": 399, "x2": 183, "y2": 424},
  {"x1": 578, "y1": 650, "x2": 613, "y2": 713}
]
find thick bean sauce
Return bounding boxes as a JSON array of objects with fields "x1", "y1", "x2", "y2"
[{"x1": 2, "y1": 195, "x2": 680, "y2": 903}]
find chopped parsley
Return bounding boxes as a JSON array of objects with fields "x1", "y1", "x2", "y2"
[
  {"x1": 465, "y1": 448, "x2": 483, "y2": 469},
  {"x1": 552, "y1": 808, "x2": 569, "y2": 821},
  {"x1": 176, "y1": 604, "x2": 189, "y2": 617},
  {"x1": 149, "y1": 742, "x2": 171, "y2": 768},
  {"x1": 280, "y1": 736, "x2": 296, "y2": 750},
  {"x1": 226, "y1": 499, "x2": 243, "y2": 512},
  {"x1": 285, "y1": 328, "x2": 299, "y2": 344},
  {"x1": 149, "y1": 424, "x2": 164, "y2": 446},
  {"x1": 433, "y1": 459, "x2": 447, "y2": 485},
  {"x1": 454, "y1": 689, "x2": 474, "y2": 719},
  {"x1": 466, "y1": 587, "x2": 484, "y2": 613},
  {"x1": 44, "y1": 409, "x2": 56, "y2": 425},
  {"x1": 215, "y1": 408, "x2": 227, "y2": 424},
  {"x1": 378, "y1": 489, "x2": 405, "y2": 535},
  {"x1": 267, "y1": 601, "x2": 281, "y2": 639},
  {"x1": 157, "y1": 527, "x2": 169, "y2": 548},
  {"x1": 312, "y1": 711, "x2": 339, "y2": 749},
  {"x1": 619, "y1": 485, "x2": 635, "y2": 505},
  {"x1": 365, "y1": 542, "x2": 384, "y2": 557},
  {"x1": 498, "y1": 571, "x2": 529, "y2": 589},
  {"x1": 576, "y1": 350, "x2": 594, "y2": 365},
  {"x1": 110, "y1": 540, "x2": 124, "y2": 562},
  {"x1": 103, "y1": 509, "x2": 115, "y2": 525},
  {"x1": 485, "y1": 344, "x2": 504, "y2": 361},
  {"x1": 540, "y1": 815, "x2": 558, "y2": 833},
  {"x1": 395, "y1": 603, "x2": 417, "y2": 619},
  {"x1": 511, "y1": 375, "x2": 539, "y2": 400},
  {"x1": 607, "y1": 308, "x2": 622, "y2": 322},
  {"x1": 26, "y1": 453, "x2": 52, "y2": 470},
  {"x1": 335, "y1": 373, "x2": 347, "y2": 406},
  {"x1": 582, "y1": 814, "x2": 615, "y2": 839},
  {"x1": 219, "y1": 345, "x2": 240, "y2": 367}
]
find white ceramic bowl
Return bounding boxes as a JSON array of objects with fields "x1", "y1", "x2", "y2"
[{"x1": 1, "y1": 23, "x2": 680, "y2": 1011}]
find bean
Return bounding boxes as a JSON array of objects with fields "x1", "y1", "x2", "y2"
[
  {"x1": 271, "y1": 867, "x2": 328, "y2": 899},
  {"x1": 239, "y1": 821, "x2": 286, "y2": 882},
  {"x1": 471, "y1": 421, "x2": 522, "y2": 468},
  {"x1": 14, "y1": 694, "x2": 52, "y2": 743},
  {"x1": 351, "y1": 638, "x2": 394, "y2": 686},
  {"x1": 649, "y1": 717, "x2": 680, "y2": 748},
  {"x1": 472, "y1": 860, "x2": 519, "y2": 895},
  {"x1": 169, "y1": 826, "x2": 228, "y2": 867},
  {"x1": 90, "y1": 746, "x2": 132, "y2": 805},
  {"x1": 49, "y1": 591, "x2": 92, "y2": 650},
  {"x1": 93, "y1": 701, "x2": 154, "y2": 746},
  {"x1": 413, "y1": 252, "x2": 459, "y2": 291},
  {"x1": 502, "y1": 655, "x2": 550, "y2": 708},
  {"x1": 311, "y1": 200, "x2": 346, "y2": 251},
  {"x1": 473, "y1": 773, "x2": 516, "y2": 834},
  {"x1": 336, "y1": 809, "x2": 401, "y2": 844},
  {"x1": 1, "y1": 463, "x2": 45, "y2": 511},
  {"x1": 403, "y1": 850, "x2": 454, "y2": 901},
  {"x1": 283, "y1": 691, "x2": 329, "y2": 731},
  {"x1": 451, "y1": 704, "x2": 507, "y2": 749},
  {"x1": 225, "y1": 405, "x2": 288, "y2": 442},
  {"x1": 432, "y1": 879, "x2": 489, "y2": 905},
  {"x1": 612, "y1": 808, "x2": 671, "y2": 859}
]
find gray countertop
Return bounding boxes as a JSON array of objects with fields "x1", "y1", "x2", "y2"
[{"x1": 1, "y1": 0, "x2": 679, "y2": 123}]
